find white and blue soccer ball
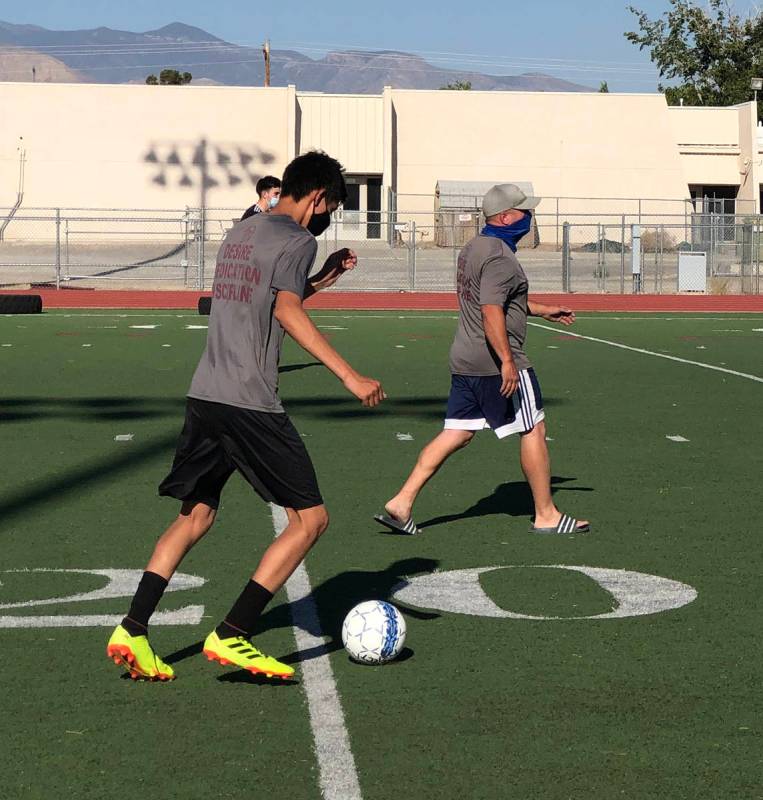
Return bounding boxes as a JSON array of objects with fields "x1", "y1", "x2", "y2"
[{"x1": 341, "y1": 600, "x2": 407, "y2": 664}]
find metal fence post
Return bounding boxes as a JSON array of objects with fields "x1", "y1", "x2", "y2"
[
  {"x1": 620, "y1": 215, "x2": 626, "y2": 294},
  {"x1": 596, "y1": 223, "x2": 603, "y2": 289},
  {"x1": 55, "y1": 208, "x2": 61, "y2": 290},
  {"x1": 452, "y1": 215, "x2": 457, "y2": 271},
  {"x1": 653, "y1": 226, "x2": 659, "y2": 293},
  {"x1": 64, "y1": 217, "x2": 70, "y2": 282},
  {"x1": 182, "y1": 208, "x2": 190, "y2": 288},
  {"x1": 556, "y1": 197, "x2": 560, "y2": 251},
  {"x1": 562, "y1": 222, "x2": 570, "y2": 292},
  {"x1": 197, "y1": 207, "x2": 205, "y2": 290},
  {"x1": 657, "y1": 225, "x2": 664, "y2": 293},
  {"x1": 631, "y1": 224, "x2": 642, "y2": 294},
  {"x1": 408, "y1": 221, "x2": 417, "y2": 290}
]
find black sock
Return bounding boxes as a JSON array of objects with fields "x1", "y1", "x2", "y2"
[
  {"x1": 215, "y1": 580, "x2": 273, "y2": 640},
  {"x1": 121, "y1": 571, "x2": 169, "y2": 636}
]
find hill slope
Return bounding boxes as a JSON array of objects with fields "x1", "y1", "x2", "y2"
[{"x1": 0, "y1": 20, "x2": 592, "y2": 92}]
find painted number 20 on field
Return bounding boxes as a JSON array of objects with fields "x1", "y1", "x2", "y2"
[{"x1": 0, "y1": 566, "x2": 697, "y2": 628}]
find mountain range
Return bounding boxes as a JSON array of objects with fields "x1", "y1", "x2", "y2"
[{"x1": 0, "y1": 20, "x2": 592, "y2": 93}]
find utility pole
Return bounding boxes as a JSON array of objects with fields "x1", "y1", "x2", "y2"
[{"x1": 262, "y1": 39, "x2": 271, "y2": 87}]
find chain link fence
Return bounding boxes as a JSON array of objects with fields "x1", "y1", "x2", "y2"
[
  {"x1": 561, "y1": 218, "x2": 762, "y2": 295},
  {"x1": 1, "y1": 206, "x2": 761, "y2": 294}
]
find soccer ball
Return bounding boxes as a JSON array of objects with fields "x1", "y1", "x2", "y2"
[{"x1": 341, "y1": 600, "x2": 407, "y2": 664}]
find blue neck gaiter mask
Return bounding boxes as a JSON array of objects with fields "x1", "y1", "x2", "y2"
[{"x1": 481, "y1": 211, "x2": 532, "y2": 253}]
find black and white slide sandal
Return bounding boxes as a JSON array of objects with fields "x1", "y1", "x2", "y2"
[{"x1": 374, "y1": 514, "x2": 420, "y2": 535}]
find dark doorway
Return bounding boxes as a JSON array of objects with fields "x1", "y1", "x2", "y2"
[{"x1": 367, "y1": 177, "x2": 382, "y2": 239}]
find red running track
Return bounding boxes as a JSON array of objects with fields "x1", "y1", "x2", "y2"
[{"x1": 1, "y1": 288, "x2": 763, "y2": 312}]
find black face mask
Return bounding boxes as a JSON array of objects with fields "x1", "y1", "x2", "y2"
[{"x1": 307, "y1": 210, "x2": 331, "y2": 237}]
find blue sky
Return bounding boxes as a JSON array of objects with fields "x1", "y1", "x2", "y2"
[{"x1": 0, "y1": 1, "x2": 759, "y2": 91}]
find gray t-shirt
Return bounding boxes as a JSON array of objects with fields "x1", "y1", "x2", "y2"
[
  {"x1": 448, "y1": 234, "x2": 531, "y2": 375},
  {"x1": 188, "y1": 213, "x2": 317, "y2": 412}
]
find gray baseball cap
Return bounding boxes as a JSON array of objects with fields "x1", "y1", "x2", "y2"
[{"x1": 482, "y1": 183, "x2": 541, "y2": 217}]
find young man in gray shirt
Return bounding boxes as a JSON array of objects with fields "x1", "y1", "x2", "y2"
[
  {"x1": 376, "y1": 183, "x2": 589, "y2": 537},
  {"x1": 107, "y1": 152, "x2": 385, "y2": 681}
]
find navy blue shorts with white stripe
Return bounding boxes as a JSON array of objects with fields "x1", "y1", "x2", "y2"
[{"x1": 444, "y1": 369, "x2": 545, "y2": 439}]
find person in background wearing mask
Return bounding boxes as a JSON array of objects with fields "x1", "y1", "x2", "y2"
[
  {"x1": 375, "y1": 184, "x2": 590, "y2": 536},
  {"x1": 241, "y1": 175, "x2": 282, "y2": 220},
  {"x1": 106, "y1": 151, "x2": 383, "y2": 682}
]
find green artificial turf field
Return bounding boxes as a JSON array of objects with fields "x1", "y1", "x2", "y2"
[{"x1": 0, "y1": 309, "x2": 762, "y2": 800}]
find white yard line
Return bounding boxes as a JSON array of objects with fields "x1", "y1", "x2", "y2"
[
  {"x1": 528, "y1": 322, "x2": 763, "y2": 384},
  {"x1": 569, "y1": 316, "x2": 763, "y2": 321},
  {"x1": 269, "y1": 504, "x2": 362, "y2": 800},
  {"x1": 39, "y1": 313, "x2": 199, "y2": 318},
  {"x1": 7, "y1": 312, "x2": 763, "y2": 321}
]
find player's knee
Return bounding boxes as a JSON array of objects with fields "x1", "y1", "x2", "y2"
[
  {"x1": 182, "y1": 502, "x2": 216, "y2": 540},
  {"x1": 459, "y1": 431, "x2": 475, "y2": 448},
  {"x1": 313, "y1": 507, "x2": 330, "y2": 538},
  {"x1": 300, "y1": 506, "x2": 329, "y2": 542}
]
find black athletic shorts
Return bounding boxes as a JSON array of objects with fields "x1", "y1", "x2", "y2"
[{"x1": 158, "y1": 398, "x2": 323, "y2": 511}]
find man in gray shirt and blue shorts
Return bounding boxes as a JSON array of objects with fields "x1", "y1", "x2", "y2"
[
  {"x1": 107, "y1": 152, "x2": 385, "y2": 681},
  {"x1": 376, "y1": 183, "x2": 589, "y2": 537}
]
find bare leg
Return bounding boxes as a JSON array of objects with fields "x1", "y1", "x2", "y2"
[
  {"x1": 519, "y1": 421, "x2": 588, "y2": 528},
  {"x1": 385, "y1": 429, "x2": 474, "y2": 522},
  {"x1": 253, "y1": 505, "x2": 329, "y2": 593},
  {"x1": 145, "y1": 501, "x2": 217, "y2": 580}
]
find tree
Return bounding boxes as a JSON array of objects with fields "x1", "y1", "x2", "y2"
[
  {"x1": 145, "y1": 69, "x2": 193, "y2": 86},
  {"x1": 599, "y1": 81, "x2": 610, "y2": 93},
  {"x1": 625, "y1": 0, "x2": 761, "y2": 108},
  {"x1": 440, "y1": 80, "x2": 472, "y2": 91}
]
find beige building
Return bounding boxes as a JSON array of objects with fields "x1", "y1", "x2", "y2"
[{"x1": 1, "y1": 81, "x2": 762, "y2": 237}]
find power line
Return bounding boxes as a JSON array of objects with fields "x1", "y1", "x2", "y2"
[
  {"x1": 0, "y1": 37, "x2": 659, "y2": 75},
  {"x1": 0, "y1": 53, "x2": 658, "y2": 81},
  {"x1": 0, "y1": 54, "x2": 659, "y2": 82}
]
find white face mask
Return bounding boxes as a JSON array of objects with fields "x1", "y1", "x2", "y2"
[{"x1": 268, "y1": 196, "x2": 279, "y2": 209}]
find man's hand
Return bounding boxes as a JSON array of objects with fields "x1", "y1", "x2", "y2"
[
  {"x1": 343, "y1": 372, "x2": 386, "y2": 407},
  {"x1": 542, "y1": 307, "x2": 575, "y2": 326},
  {"x1": 309, "y1": 248, "x2": 357, "y2": 292},
  {"x1": 500, "y1": 359, "x2": 519, "y2": 397}
]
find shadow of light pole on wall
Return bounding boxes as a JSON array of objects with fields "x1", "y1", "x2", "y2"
[{"x1": 142, "y1": 139, "x2": 276, "y2": 286}]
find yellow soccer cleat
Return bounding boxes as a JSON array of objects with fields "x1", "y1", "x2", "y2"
[
  {"x1": 203, "y1": 631, "x2": 294, "y2": 680},
  {"x1": 106, "y1": 625, "x2": 175, "y2": 681}
]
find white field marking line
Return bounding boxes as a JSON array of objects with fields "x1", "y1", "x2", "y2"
[
  {"x1": 307, "y1": 314, "x2": 763, "y2": 322},
  {"x1": 41, "y1": 313, "x2": 201, "y2": 318},
  {"x1": 528, "y1": 322, "x2": 763, "y2": 384},
  {"x1": 269, "y1": 504, "x2": 362, "y2": 800},
  {"x1": 24, "y1": 313, "x2": 763, "y2": 323},
  {"x1": 308, "y1": 314, "x2": 459, "y2": 320},
  {"x1": 569, "y1": 316, "x2": 763, "y2": 321}
]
